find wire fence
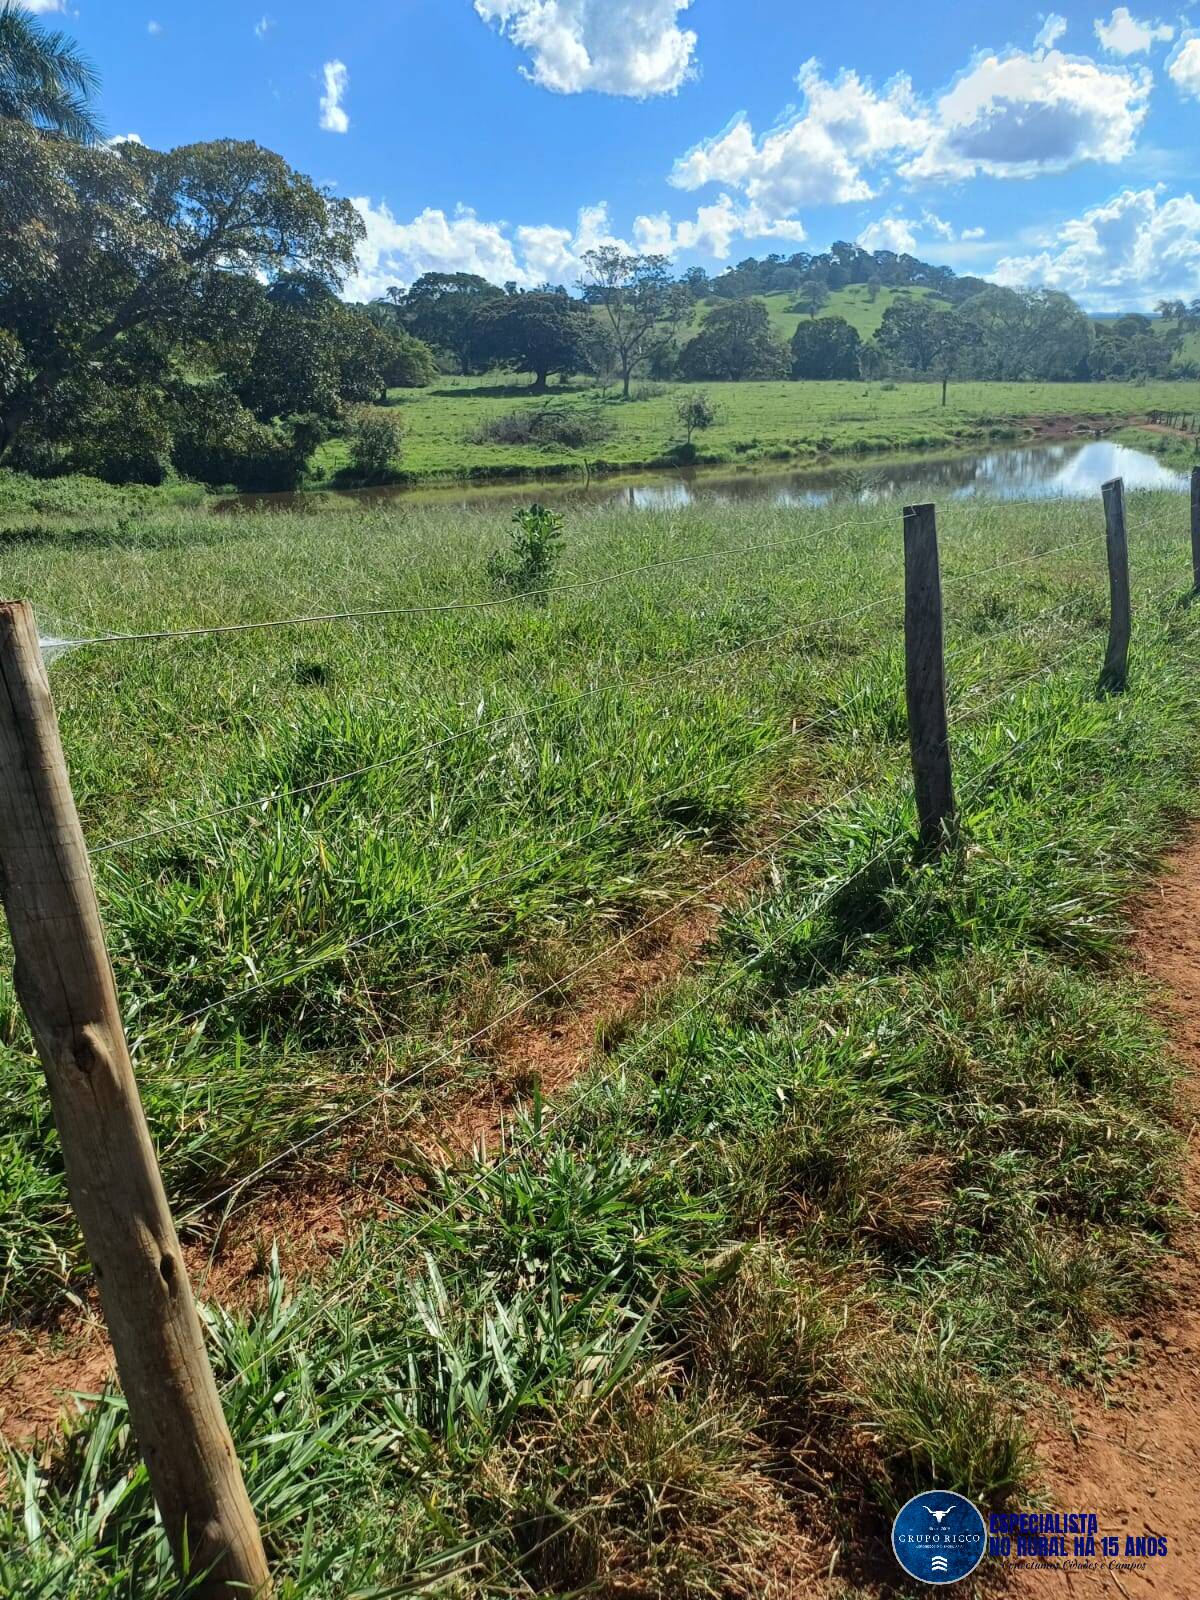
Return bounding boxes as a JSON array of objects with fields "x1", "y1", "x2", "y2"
[{"x1": 4, "y1": 479, "x2": 1198, "y2": 1591}]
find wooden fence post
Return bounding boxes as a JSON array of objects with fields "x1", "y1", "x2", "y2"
[
  {"x1": 0, "y1": 602, "x2": 271, "y2": 1600},
  {"x1": 1191, "y1": 466, "x2": 1200, "y2": 594},
  {"x1": 1098, "y1": 478, "x2": 1131, "y2": 696},
  {"x1": 903, "y1": 503, "x2": 956, "y2": 854}
]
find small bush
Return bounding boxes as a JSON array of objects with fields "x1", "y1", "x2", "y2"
[
  {"x1": 471, "y1": 405, "x2": 613, "y2": 451},
  {"x1": 346, "y1": 408, "x2": 403, "y2": 481},
  {"x1": 486, "y1": 503, "x2": 566, "y2": 601}
]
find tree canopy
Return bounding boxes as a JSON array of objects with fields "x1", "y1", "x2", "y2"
[
  {"x1": 0, "y1": 126, "x2": 382, "y2": 484},
  {"x1": 470, "y1": 291, "x2": 598, "y2": 391},
  {"x1": 384, "y1": 272, "x2": 505, "y2": 374},
  {"x1": 790, "y1": 315, "x2": 862, "y2": 380},
  {"x1": 677, "y1": 300, "x2": 789, "y2": 382}
]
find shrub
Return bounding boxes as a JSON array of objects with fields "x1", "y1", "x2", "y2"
[
  {"x1": 486, "y1": 503, "x2": 566, "y2": 601},
  {"x1": 347, "y1": 408, "x2": 403, "y2": 481},
  {"x1": 470, "y1": 405, "x2": 613, "y2": 451}
]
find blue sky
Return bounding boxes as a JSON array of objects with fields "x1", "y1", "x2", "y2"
[{"x1": 36, "y1": 0, "x2": 1200, "y2": 308}]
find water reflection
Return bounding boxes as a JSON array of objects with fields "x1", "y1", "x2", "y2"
[
  {"x1": 230, "y1": 439, "x2": 1188, "y2": 517},
  {"x1": 616, "y1": 442, "x2": 1188, "y2": 512}
]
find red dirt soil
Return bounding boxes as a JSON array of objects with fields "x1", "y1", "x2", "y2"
[{"x1": 999, "y1": 837, "x2": 1200, "y2": 1599}]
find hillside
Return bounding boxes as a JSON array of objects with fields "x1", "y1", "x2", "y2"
[{"x1": 685, "y1": 283, "x2": 947, "y2": 346}]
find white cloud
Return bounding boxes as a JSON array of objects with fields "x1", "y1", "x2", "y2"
[
  {"x1": 254, "y1": 15, "x2": 273, "y2": 39},
  {"x1": 1036, "y1": 14, "x2": 1068, "y2": 49},
  {"x1": 319, "y1": 60, "x2": 349, "y2": 134},
  {"x1": 474, "y1": 0, "x2": 697, "y2": 97},
  {"x1": 345, "y1": 200, "x2": 632, "y2": 300},
  {"x1": 671, "y1": 62, "x2": 932, "y2": 214},
  {"x1": 1094, "y1": 7, "x2": 1173, "y2": 55},
  {"x1": 904, "y1": 48, "x2": 1150, "y2": 181},
  {"x1": 22, "y1": 0, "x2": 67, "y2": 11},
  {"x1": 993, "y1": 186, "x2": 1200, "y2": 308},
  {"x1": 961, "y1": 225, "x2": 987, "y2": 239},
  {"x1": 344, "y1": 191, "x2": 809, "y2": 302},
  {"x1": 106, "y1": 132, "x2": 145, "y2": 146},
  {"x1": 1169, "y1": 37, "x2": 1200, "y2": 98},
  {"x1": 854, "y1": 210, "x2": 963, "y2": 254},
  {"x1": 856, "y1": 215, "x2": 918, "y2": 253},
  {"x1": 148, "y1": 19, "x2": 163, "y2": 35},
  {"x1": 673, "y1": 46, "x2": 1149, "y2": 237},
  {"x1": 636, "y1": 196, "x2": 807, "y2": 258}
]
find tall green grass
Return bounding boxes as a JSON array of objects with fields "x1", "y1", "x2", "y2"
[{"x1": 2, "y1": 485, "x2": 1199, "y2": 1594}]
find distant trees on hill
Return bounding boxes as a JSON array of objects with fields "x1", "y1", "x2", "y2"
[{"x1": 677, "y1": 301, "x2": 789, "y2": 382}]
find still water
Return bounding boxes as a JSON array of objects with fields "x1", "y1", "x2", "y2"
[{"x1": 230, "y1": 439, "x2": 1189, "y2": 517}]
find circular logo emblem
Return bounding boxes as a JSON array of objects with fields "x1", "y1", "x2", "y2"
[{"x1": 891, "y1": 1490, "x2": 987, "y2": 1585}]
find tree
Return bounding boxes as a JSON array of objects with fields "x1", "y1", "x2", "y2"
[
  {"x1": 675, "y1": 390, "x2": 718, "y2": 446},
  {"x1": 794, "y1": 279, "x2": 831, "y2": 319},
  {"x1": 0, "y1": 126, "x2": 364, "y2": 467},
  {"x1": 579, "y1": 247, "x2": 688, "y2": 399},
  {"x1": 0, "y1": 1, "x2": 100, "y2": 142},
  {"x1": 384, "y1": 272, "x2": 504, "y2": 374},
  {"x1": 677, "y1": 299, "x2": 789, "y2": 381},
  {"x1": 470, "y1": 291, "x2": 597, "y2": 391},
  {"x1": 958, "y1": 287, "x2": 1092, "y2": 381},
  {"x1": 790, "y1": 316, "x2": 862, "y2": 380},
  {"x1": 874, "y1": 299, "x2": 978, "y2": 399}
]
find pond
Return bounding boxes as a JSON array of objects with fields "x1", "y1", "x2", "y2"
[{"x1": 230, "y1": 439, "x2": 1190, "y2": 517}]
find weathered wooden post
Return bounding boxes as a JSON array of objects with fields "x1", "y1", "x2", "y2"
[
  {"x1": 1097, "y1": 478, "x2": 1131, "y2": 696},
  {"x1": 903, "y1": 503, "x2": 956, "y2": 854},
  {"x1": 0, "y1": 602, "x2": 271, "y2": 1600},
  {"x1": 1190, "y1": 466, "x2": 1200, "y2": 594}
]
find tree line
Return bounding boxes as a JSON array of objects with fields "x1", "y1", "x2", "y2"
[{"x1": 2, "y1": 0, "x2": 1195, "y2": 494}]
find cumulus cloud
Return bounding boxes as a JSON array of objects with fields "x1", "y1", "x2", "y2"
[
  {"x1": 474, "y1": 0, "x2": 697, "y2": 97},
  {"x1": 673, "y1": 47, "x2": 1149, "y2": 238},
  {"x1": 671, "y1": 63, "x2": 931, "y2": 213},
  {"x1": 1036, "y1": 14, "x2": 1068, "y2": 49},
  {"x1": 904, "y1": 48, "x2": 1150, "y2": 181},
  {"x1": 344, "y1": 191, "x2": 811, "y2": 302},
  {"x1": 854, "y1": 210, "x2": 970, "y2": 254},
  {"x1": 345, "y1": 200, "x2": 637, "y2": 300},
  {"x1": 319, "y1": 60, "x2": 349, "y2": 134},
  {"x1": 961, "y1": 225, "x2": 987, "y2": 239},
  {"x1": 22, "y1": 0, "x2": 67, "y2": 11},
  {"x1": 1169, "y1": 37, "x2": 1200, "y2": 99},
  {"x1": 106, "y1": 132, "x2": 145, "y2": 147},
  {"x1": 1094, "y1": 7, "x2": 1173, "y2": 55},
  {"x1": 993, "y1": 186, "x2": 1200, "y2": 308},
  {"x1": 856, "y1": 215, "x2": 918, "y2": 254}
]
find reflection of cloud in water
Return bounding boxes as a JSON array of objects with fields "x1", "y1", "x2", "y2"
[{"x1": 609, "y1": 442, "x2": 1186, "y2": 513}]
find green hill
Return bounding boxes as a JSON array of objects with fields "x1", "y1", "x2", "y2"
[{"x1": 684, "y1": 284, "x2": 948, "y2": 347}]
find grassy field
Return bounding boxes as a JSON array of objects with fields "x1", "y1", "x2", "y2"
[
  {"x1": 314, "y1": 377, "x2": 1200, "y2": 488},
  {"x1": 2, "y1": 483, "x2": 1200, "y2": 1595}
]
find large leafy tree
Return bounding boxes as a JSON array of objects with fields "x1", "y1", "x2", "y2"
[
  {"x1": 0, "y1": 1, "x2": 100, "y2": 142},
  {"x1": 790, "y1": 315, "x2": 862, "y2": 380},
  {"x1": 677, "y1": 299, "x2": 789, "y2": 382},
  {"x1": 0, "y1": 125, "x2": 364, "y2": 466},
  {"x1": 470, "y1": 291, "x2": 598, "y2": 391},
  {"x1": 579, "y1": 248, "x2": 688, "y2": 399},
  {"x1": 958, "y1": 287, "x2": 1093, "y2": 381},
  {"x1": 383, "y1": 272, "x2": 505, "y2": 374}
]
